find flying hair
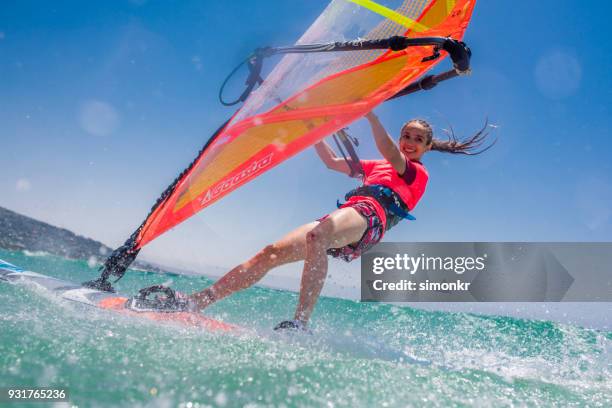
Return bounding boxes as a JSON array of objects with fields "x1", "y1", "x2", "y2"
[{"x1": 402, "y1": 118, "x2": 496, "y2": 155}]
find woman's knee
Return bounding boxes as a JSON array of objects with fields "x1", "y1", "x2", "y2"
[{"x1": 306, "y1": 222, "x2": 333, "y2": 248}]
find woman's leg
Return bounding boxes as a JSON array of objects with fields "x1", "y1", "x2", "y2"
[
  {"x1": 294, "y1": 207, "x2": 367, "y2": 324},
  {"x1": 190, "y1": 206, "x2": 368, "y2": 322},
  {"x1": 189, "y1": 221, "x2": 319, "y2": 310}
]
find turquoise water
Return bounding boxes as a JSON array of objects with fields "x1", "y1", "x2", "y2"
[{"x1": 0, "y1": 249, "x2": 610, "y2": 407}]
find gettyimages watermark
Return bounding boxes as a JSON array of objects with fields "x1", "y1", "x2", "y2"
[{"x1": 361, "y1": 243, "x2": 612, "y2": 302}]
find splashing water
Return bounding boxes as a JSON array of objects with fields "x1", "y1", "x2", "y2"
[{"x1": 1, "y1": 249, "x2": 610, "y2": 407}]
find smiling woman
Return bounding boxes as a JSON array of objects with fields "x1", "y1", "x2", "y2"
[{"x1": 187, "y1": 110, "x2": 495, "y2": 331}]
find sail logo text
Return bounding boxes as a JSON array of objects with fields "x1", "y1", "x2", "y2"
[{"x1": 199, "y1": 153, "x2": 273, "y2": 206}]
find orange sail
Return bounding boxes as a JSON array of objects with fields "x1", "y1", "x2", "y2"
[{"x1": 136, "y1": 0, "x2": 476, "y2": 248}]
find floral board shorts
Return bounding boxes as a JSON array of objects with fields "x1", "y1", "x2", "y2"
[{"x1": 318, "y1": 200, "x2": 385, "y2": 262}]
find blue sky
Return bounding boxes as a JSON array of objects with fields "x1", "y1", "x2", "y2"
[{"x1": 1, "y1": 0, "x2": 611, "y2": 275}]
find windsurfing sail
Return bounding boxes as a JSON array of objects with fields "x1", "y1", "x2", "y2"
[{"x1": 86, "y1": 0, "x2": 477, "y2": 292}]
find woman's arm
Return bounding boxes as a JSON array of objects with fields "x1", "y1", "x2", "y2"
[
  {"x1": 365, "y1": 112, "x2": 407, "y2": 175},
  {"x1": 314, "y1": 141, "x2": 352, "y2": 175}
]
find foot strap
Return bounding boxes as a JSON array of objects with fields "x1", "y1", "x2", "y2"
[
  {"x1": 273, "y1": 319, "x2": 310, "y2": 333},
  {"x1": 126, "y1": 285, "x2": 197, "y2": 313}
]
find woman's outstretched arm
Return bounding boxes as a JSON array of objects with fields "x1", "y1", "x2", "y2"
[
  {"x1": 365, "y1": 111, "x2": 407, "y2": 175},
  {"x1": 314, "y1": 140, "x2": 352, "y2": 175}
]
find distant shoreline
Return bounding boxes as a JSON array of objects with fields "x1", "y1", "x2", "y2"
[{"x1": 0, "y1": 205, "x2": 161, "y2": 272}]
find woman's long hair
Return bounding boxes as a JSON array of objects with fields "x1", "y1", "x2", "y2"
[{"x1": 403, "y1": 119, "x2": 496, "y2": 155}]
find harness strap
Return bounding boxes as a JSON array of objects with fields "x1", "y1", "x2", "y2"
[{"x1": 338, "y1": 185, "x2": 416, "y2": 229}]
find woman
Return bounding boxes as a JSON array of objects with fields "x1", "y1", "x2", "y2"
[{"x1": 186, "y1": 111, "x2": 492, "y2": 330}]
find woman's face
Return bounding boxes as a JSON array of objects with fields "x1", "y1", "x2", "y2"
[{"x1": 399, "y1": 122, "x2": 431, "y2": 160}]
